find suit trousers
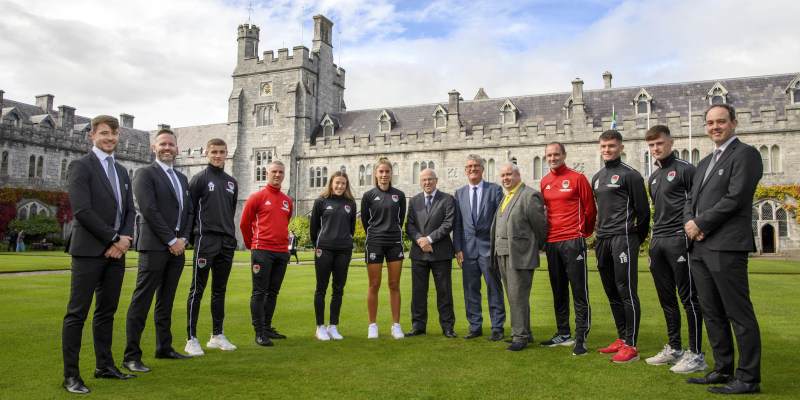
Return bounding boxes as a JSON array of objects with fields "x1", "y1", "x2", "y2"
[
  {"x1": 496, "y1": 255, "x2": 534, "y2": 345},
  {"x1": 62, "y1": 255, "x2": 126, "y2": 377},
  {"x1": 545, "y1": 238, "x2": 591, "y2": 343},
  {"x1": 649, "y1": 236, "x2": 703, "y2": 353},
  {"x1": 410, "y1": 258, "x2": 455, "y2": 331},
  {"x1": 595, "y1": 235, "x2": 641, "y2": 347},
  {"x1": 314, "y1": 248, "x2": 351, "y2": 326},
  {"x1": 124, "y1": 250, "x2": 185, "y2": 362},
  {"x1": 187, "y1": 234, "x2": 237, "y2": 338},
  {"x1": 250, "y1": 249, "x2": 289, "y2": 334},
  {"x1": 690, "y1": 242, "x2": 761, "y2": 383},
  {"x1": 461, "y1": 255, "x2": 506, "y2": 333}
]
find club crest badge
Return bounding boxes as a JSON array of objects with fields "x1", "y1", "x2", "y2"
[
  {"x1": 667, "y1": 171, "x2": 676, "y2": 182},
  {"x1": 562, "y1": 180, "x2": 570, "y2": 189},
  {"x1": 392, "y1": 195, "x2": 399, "y2": 202},
  {"x1": 611, "y1": 175, "x2": 619, "y2": 184},
  {"x1": 198, "y1": 258, "x2": 207, "y2": 268},
  {"x1": 316, "y1": 249, "x2": 322, "y2": 258},
  {"x1": 253, "y1": 264, "x2": 261, "y2": 274},
  {"x1": 228, "y1": 181, "x2": 235, "y2": 191},
  {"x1": 594, "y1": 180, "x2": 599, "y2": 189},
  {"x1": 208, "y1": 181, "x2": 215, "y2": 191},
  {"x1": 283, "y1": 200, "x2": 289, "y2": 208},
  {"x1": 369, "y1": 253, "x2": 376, "y2": 260},
  {"x1": 344, "y1": 205, "x2": 351, "y2": 213}
]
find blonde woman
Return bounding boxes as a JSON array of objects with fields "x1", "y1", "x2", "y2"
[{"x1": 360, "y1": 158, "x2": 406, "y2": 339}]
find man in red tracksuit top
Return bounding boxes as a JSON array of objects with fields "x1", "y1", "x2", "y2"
[
  {"x1": 540, "y1": 142, "x2": 597, "y2": 356},
  {"x1": 240, "y1": 161, "x2": 293, "y2": 347}
]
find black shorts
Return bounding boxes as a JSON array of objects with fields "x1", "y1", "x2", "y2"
[{"x1": 365, "y1": 244, "x2": 404, "y2": 264}]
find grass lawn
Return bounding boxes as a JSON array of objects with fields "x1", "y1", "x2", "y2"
[{"x1": 0, "y1": 254, "x2": 798, "y2": 399}]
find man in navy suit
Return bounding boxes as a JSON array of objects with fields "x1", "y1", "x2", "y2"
[
  {"x1": 123, "y1": 128, "x2": 194, "y2": 373},
  {"x1": 684, "y1": 104, "x2": 762, "y2": 395},
  {"x1": 61, "y1": 115, "x2": 137, "y2": 393},
  {"x1": 453, "y1": 154, "x2": 506, "y2": 341}
]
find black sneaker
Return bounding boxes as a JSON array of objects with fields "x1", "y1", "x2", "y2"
[
  {"x1": 541, "y1": 333, "x2": 574, "y2": 347},
  {"x1": 573, "y1": 342, "x2": 588, "y2": 356},
  {"x1": 255, "y1": 335, "x2": 274, "y2": 347},
  {"x1": 264, "y1": 328, "x2": 287, "y2": 339}
]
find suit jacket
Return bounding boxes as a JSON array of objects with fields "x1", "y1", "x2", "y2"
[
  {"x1": 453, "y1": 181, "x2": 504, "y2": 259},
  {"x1": 133, "y1": 162, "x2": 194, "y2": 251},
  {"x1": 405, "y1": 190, "x2": 455, "y2": 261},
  {"x1": 65, "y1": 152, "x2": 135, "y2": 257},
  {"x1": 683, "y1": 137, "x2": 762, "y2": 252},
  {"x1": 490, "y1": 183, "x2": 549, "y2": 269}
]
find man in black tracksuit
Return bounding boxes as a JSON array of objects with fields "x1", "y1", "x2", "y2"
[
  {"x1": 592, "y1": 130, "x2": 650, "y2": 363},
  {"x1": 184, "y1": 139, "x2": 239, "y2": 356},
  {"x1": 644, "y1": 125, "x2": 706, "y2": 373}
]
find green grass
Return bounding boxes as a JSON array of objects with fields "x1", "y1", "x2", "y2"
[{"x1": 0, "y1": 256, "x2": 798, "y2": 398}]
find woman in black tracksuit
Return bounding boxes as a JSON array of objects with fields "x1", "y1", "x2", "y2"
[{"x1": 310, "y1": 170, "x2": 357, "y2": 340}]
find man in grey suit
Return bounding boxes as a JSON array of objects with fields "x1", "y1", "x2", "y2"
[
  {"x1": 405, "y1": 168, "x2": 457, "y2": 338},
  {"x1": 453, "y1": 154, "x2": 506, "y2": 341},
  {"x1": 491, "y1": 162, "x2": 548, "y2": 351},
  {"x1": 683, "y1": 104, "x2": 762, "y2": 395}
]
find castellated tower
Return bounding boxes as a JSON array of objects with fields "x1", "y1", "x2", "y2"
[{"x1": 228, "y1": 15, "x2": 346, "y2": 204}]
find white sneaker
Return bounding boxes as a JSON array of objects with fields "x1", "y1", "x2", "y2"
[
  {"x1": 207, "y1": 333, "x2": 237, "y2": 351},
  {"x1": 327, "y1": 325, "x2": 343, "y2": 340},
  {"x1": 316, "y1": 325, "x2": 331, "y2": 341},
  {"x1": 185, "y1": 337, "x2": 205, "y2": 356},
  {"x1": 645, "y1": 344, "x2": 684, "y2": 365},
  {"x1": 368, "y1": 323, "x2": 379, "y2": 339},
  {"x1": 670, "y1": 350, "x2": 709, "y2": 374},
  {"x1": 391, "y1": 323, "x2": 404, "y2": 339}
]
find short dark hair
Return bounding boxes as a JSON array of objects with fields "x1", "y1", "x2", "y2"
[
  {"x1": 645, "y1": 125, "x2": 670, "y2": 141},
  {"x1": 546, "y1": 141, "x2": 566, "y2": 154},
  {"x1": 207, "y1": 138, "x2": 227, "y2": 148},
  {"x1": 599, "y1": 130, "x2": 622, "y2": 142},
  {"x1": 155, "y1": 128, "x2": 175, "y2": 139},
  {"x1": 91, "y1": 115, "x2": 119, "y2": 132},
  {"x1": 704, "y1": 104, "x2": 736, "y2": 121}
]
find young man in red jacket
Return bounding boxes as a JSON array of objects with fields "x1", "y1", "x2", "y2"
[
  {"x1": 540, "y1": 142, "x2": 597, "y2": 356},
  {"x1": 240, "y1": 161, "x2": 293, "y2": 347}
]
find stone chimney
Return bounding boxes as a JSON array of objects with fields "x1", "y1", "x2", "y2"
[
  {"x1": 570, "y1": 78, "x2": 586, "y2": 122},
  {"x1": 447, "y1": 90, "x2": 461, "y2": 132},
  {"x1": 36, "y1": 94, "x2": 54, "y2": 112},
  {"x1": 603, "y1": 71, "x2": 613, "y2": 89},
  {"x1": 0, "y1": 90, "x2": 4, "y2": 110},
  {"x1": 57, "y1": 105, "x2": 76, "y2": 130},
  {"x1": 120, "y1": 113, "x2": 134, "y2": 128},
  {"x1": 157, "y1": 123, "x2": 171, "y2": 131}
]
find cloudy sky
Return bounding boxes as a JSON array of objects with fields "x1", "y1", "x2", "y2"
[{"x1": 2, "y1": 0, "x2": 799, "y2": 130}]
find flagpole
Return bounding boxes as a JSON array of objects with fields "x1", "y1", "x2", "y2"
[
  {"x1": 647, "y1": 113, "x2": 651, "y2": 176},
  {"x1": 688, "y1": 100, "x2": 693, "y2": 164}
]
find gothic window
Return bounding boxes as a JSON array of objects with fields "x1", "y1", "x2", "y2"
[
  {"x1": 501, "y1": 100, "x2": 517, "y2": 124},
  {"x1": 60, "y1": 158, "x2": 67, "y2": 180},
  {"x1": 752, "y1": 207, "x2": 759, "y2": 237},
  {"x1": 1, "y1": 151, "x2": 8, "y2": 176},
  {"x1": 323, "y1": 121, "x2": 334, "y2": 137},
  {"x1": 322, "y1": 167, "x2": 328, "y2": 187},
  {"x1": 129, "y1": 169, "x2": 134, "y2": 179},
  {"x1": 255, "y1": 150, "x2": 271, "y2": 182},
  {"x1": 392, "y1": 163, "x2": 399, "y2": 183},
  {"x1": 428, "y1": 161, "x2": 435, "y2": 171},
  {"x1": 412, "y1": 162, "x2": 420, "y2": 184},
  {"x1": 420, "y1": 161, "x2": 428, "y2": 171},
  {"x1": 761, "y1": 203, "x2": 773, "y2": 220},
  {"x1": 18, "y1": 201, "x2": 51, "y2": 220},
  {"x1": 309, "y1": 168, "x2": 315, "y2": 187},
  {"x1": 707, "y1": 82, "x2": 728, "y2": 105},
  {"x1": 533, "y1": 156, "x2": 543, "y2": 180},
  {"x1": 771, "y1": 145, "x2": 782, "y2": 173},
  {"x1": 564, "y1": 96, "x2": 574, "y2": 119},
  {"x1": 643, "y1": 151, "x2": 652, "y2": 176},
  {"x1": 379, "y1": 114, "x2": 391, "y2": 133},
  {"x1": 19, "y1": 208, "x2": 28, "y2": 220},
  {"x1": 359, "y1": 165, "x2": 366, "y2": 186},
  {"x1": 794, "y1": 88, "x2": 800, "y2": 104},
  {"x1": 680, "y1": 149, "x2": 689, "y2": 160},
  {"x1": 787, "y1": 77, "x2": 800, "y2": 104},
  {"x1": 434, "y1": 112, "x2": 446, "y2": 129},
  {"x1": 777, "y1": 207, "x2": 789, "y2": 237},
  {"x1": 691, "y1": 149, "x2": 700, "y2": 166},
  {"x1": 366, "y1": 164, "x2": 373, "y2": 186},
  {"x1": 28, "y1": 155, "x2": 35, "y2": 177},
  {"x1": 635, "y1": 95, "x2": 650, "y2": 115},
  {"x1": 759, "y1": 146, "x2": 770, "y2": 173},
  {"x1": 256, "y1": 104, "x2": 276, "y2": 126},
  {"x1": 11, "y1": 114, "x2": 21, "y2": 128},
  {"x1": 486, "y1": 158, "x2": 496, "y2": 183}
]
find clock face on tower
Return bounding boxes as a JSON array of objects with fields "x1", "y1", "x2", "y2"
[{"x1": 261, "y1": 82, "x2": 272, "y2": 95}]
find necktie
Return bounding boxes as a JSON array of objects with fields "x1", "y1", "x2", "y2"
[
  {"x1": 471, "y1": 187, "x2": 478, "y2": 225},
  {"x1": 425, "y1": 194, "x2": 432, "y2": 214},
  {"x1": 106, "y1": 157, "x2": 121, "y2": 230},
  {"x1": 702, "y1": 149, "x2": 722, "y2": 184},
  {"x1": 167, "y1": 168, "x2": 183, "y2": 231}
]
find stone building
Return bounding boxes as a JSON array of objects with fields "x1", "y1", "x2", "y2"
[{"x1": 0, "y1": 91, "x2": 153, "y2": 237}]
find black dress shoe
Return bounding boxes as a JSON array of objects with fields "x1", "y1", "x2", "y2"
[
  {"x1": 255, "y1": 335, "x2": 274, "y2": 347},
  {"x1": 443, "y1": 330, "x2": 457, "y2": 338},
  {"x1": 686, "y1": 371, "x2": 732, "y2": 385},
  {"x1": 94, "y1": 366, "x2": 136, "y2": 379},
  {"x1": 63, "y1": 377, "x2": 90, "y2": 394},
  {"x1": 405, "y1": 328, "x2": 426, "y2": 337},
  {"x1": 488, "y1": 332, "x2": 505, "y2": 342},
  {"x1": 707, "y1": 379, "x2": 761, "y2": 395},
  {"x1": 155, "y1": 349, "x2": 192, "y2": 359},
  {"x1": 263, "y1": 328, "x2": 287, "y2": 339},
  {"x1": 506, "y1": 342, "x2": 528, "y2": 351},
  {"x1": 122, "y1": 360, "x2": 151, "y2": 373},
  {"x1": 463, "y1": 330, "x2": 483, "y2": 339}
]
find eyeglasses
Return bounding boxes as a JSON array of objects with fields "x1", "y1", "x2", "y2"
[
  {"x1": 465, "y1": 164, "x2": 482, "y2": 169},
  {"x1": 421, "y1": 178, "x2": 437, "y2": 182}
]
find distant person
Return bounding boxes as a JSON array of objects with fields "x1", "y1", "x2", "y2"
[
  {"x1": 16, "y1": 229, "x2": 25, "y2": 252},
  {"x1": 8, "y1": 229, "x2": 17, "y2": 252},
  {"x1": 361, "y1": 157, "x2": 406, "y2": 339},
  {"x1": 453, "y1": 155, "x2": 506, "y2": 341},
  {"x1": 240, "y1": 161, "x2": 293, "y2": 347},
  {"x1": 404, "y1": 168, "x2": 457, "y2": 339},
  {"x1": 289, "y1": 231, "x2": 299, "y2": 264},
  {"x1": 61, "y1": 115, "x2": 137, "y2": 394},
  {"x1": 184, "y1": 138, "x2": 239, "y2": 357},
  {"x1": 309, "y1": 170, "x2": 357, "y2": 340}
]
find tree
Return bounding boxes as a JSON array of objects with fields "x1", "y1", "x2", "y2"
[
  {"x1": 288, "y1": 216, "x2": 311, "y2": 248},
  {"x1": 8, "y1": 214, "x2": 60, "y2": 242},
  {"x1": 353, "y1": 219, "x2": 366, "y2": 252}
]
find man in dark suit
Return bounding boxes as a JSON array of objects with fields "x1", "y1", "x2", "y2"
[
  {"x1": 453, "y1": 155, "x2": 506, "y2": 341},
  {"x1": 62, "y1": 115, "x2": 137, "y2": 394},
  {"x1": 490, "y1": 162, "x2": 548, "y2": 351},
  {"x1": 123, "y1": 128, "x2": 194, "y2": 373},
  {"x1": 684, "y1": 104, "x2": 763, "y2": 395},
  {"x1": 405, "y1": 168, "x2": 457, "y2": 338}
]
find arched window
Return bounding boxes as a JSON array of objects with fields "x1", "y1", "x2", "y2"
[
  {"x1": 759, "y1": 146, "x2": 770, "y2": 173},
  {"x1": 752, "y1": 207, "x2": 759, "y2": 237},
  {"x1": 533, "y1": 156, "x2": 543, "y2": 180},
  {"x1": 60, "y1": 158, "x2": 67, "y2": 180},
  {"x1": 28, "y1": 155, "x2": 36, "y2": 177},
  {"x1": 486, "y1": 158, "x2": 496, "y2": 183},
  {"x1": 673, "y1": 150, "x2": 680, "y2": 158},
  {"x1": 379, "y1": 115, "x2": 391, "y2": 133},
  {"x1": 794, "y1": 88, "x2": 800, "y2": 104},
  {"x1": 428, "y1": 161, "x2": 435, "y2": 171},
  {"x1": 256, "y1": 104, "x2": 275, "y2": 126},
  {"x1": 314, "y1": 167, "x2": 322, "y2": 188},
  {"x1": 777, "y1": 207, "x2": 789, "y2": 237},
  {"x1": 643, "y1": 151, "x2": 652, "y2": 176},
  {"x1": 130, "y1": 169, "x2": 135, "y2": 179},
  {"x1": 636, "y1": 99, "x2": 649, "y2": 114},
  {"x1": 434, "y1": 111, "x2": 446, "y2": 129},
  {"x1": 691, "y1": 149, "x2": 700, "y2": 166},
  {"x1": 420, "y1": 161, "x2": 427, "y2": 171},
  {"x1": 391, "y1": 163, "x2": 399, "y2": 183},
  {"x1": 502, "y1": 104, "x2": 515, "y2": 124},
  {"x1": 366, "y1": 164, "x2": 373, "y2": 186},
  {"x1": 359, "y1": 165, "x2": 366, "y2": 186},
  {"x1": 412, "y1": 162, "x2": 420, "y2": 184},
  {"x1": 680, "y1": 149, "x2": 689, "y2": 161},
  {"x1": 309, "y1": 168, "x2": 315, "y2": 187},
  {"x1": 19, "y1": 207, "x2": 28, "y2": 220},
  {"x1": 323, "y1": 122, "x2": 334, "y2": 137},
  {"x1": 322, "y1": 167, "x2": 328, "y2": 187},
  {"x1": 1, "y1": 151, "x2": 8, "y2": 176},
  {"x1": 771, "y1": 145, "x2": 782, "y2": 173},
  {"x1": 761, "y1": 203, "x2": 773, "y2": 220},
  {"x1": 255, "y1": 150, "x2": 271, "y2": 181}
]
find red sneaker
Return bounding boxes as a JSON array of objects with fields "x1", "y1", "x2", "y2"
[
  {"x1": 597, "y1": 339, "x2": 625, "y2": 354},
  {"x1": 610, "y1": 345, "x2": 640, "y2": 363}
]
